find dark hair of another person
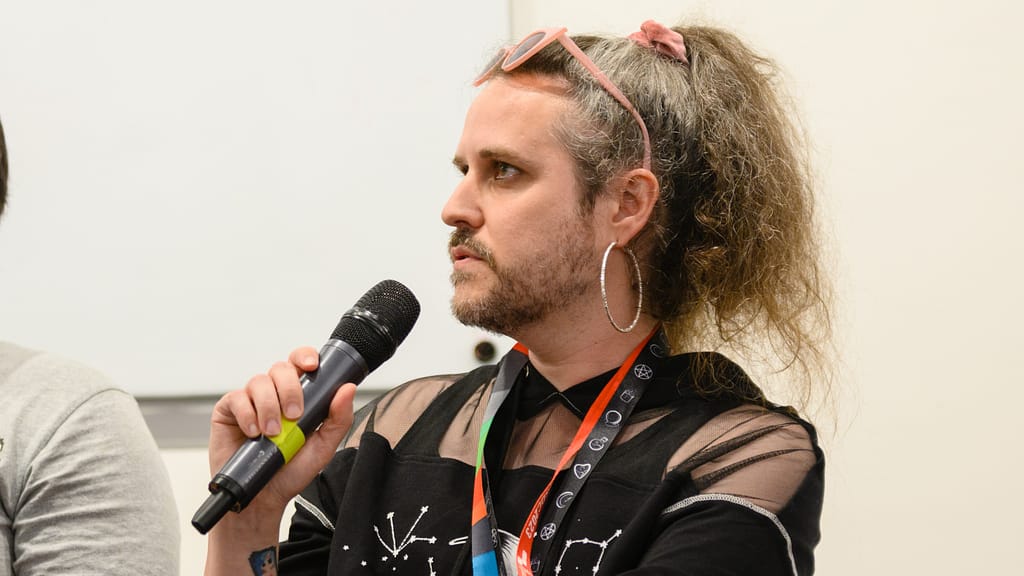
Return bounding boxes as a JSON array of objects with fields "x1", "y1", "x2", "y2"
[{"x1": 0, "y1": 117, "x2": 7, "y2": 219}]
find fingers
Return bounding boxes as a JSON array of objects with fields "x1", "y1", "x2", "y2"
[
  {"x1": 273, "y1": 346, "x2": 319, "y2": 423},
  {"x1": 268, "y1": 361, "x2": 304, "y2": 422},
  {"x1": 288, "y1": 346, "x2": 320, "y2": 374},
  {"x1": 213, "y1": 347, "x2": 319, "y2": 438},
  {"x1": 245, "y1": 372, "x2": 286, "y2": 436},
  {"x1": 214, "y1": 389, "x2": 262, "y2": 437},
  {"x1": 289, "y1": 383, "x2": 357, "y2": 470},
  {"x1": 319, "y1": 382, "x2": 357, "y2": 437},
  {"x1": 246, "y1": 382, "x2": 357, "y2": 506},
  {"x1": 208, "y1": 348, "x2": 354, "y2": 508}
]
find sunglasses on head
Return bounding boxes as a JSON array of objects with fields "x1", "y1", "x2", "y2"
[{"x1": 474, "y1": 27, "x2": 652, "y2": 171}]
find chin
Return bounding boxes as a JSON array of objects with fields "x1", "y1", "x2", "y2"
[
  {"x1": 450, "y1": 287, "x2": 498, "y2": 330},
  {"x1": 451, "y1": 269, "x2": 492, "y2": 296},
  {"x1": 450, "y1": 286, "x2": 486, "y2": 315}
]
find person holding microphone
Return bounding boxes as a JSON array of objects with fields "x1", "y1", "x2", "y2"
[{"x1": 205, "y1": 20, "x2": 832, "y2": 576}]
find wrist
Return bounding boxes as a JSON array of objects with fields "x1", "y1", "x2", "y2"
[{"x1": 204, "y1": 502, "x2": 286, "y2": 574}]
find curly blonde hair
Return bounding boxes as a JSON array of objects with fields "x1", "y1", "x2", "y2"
[{"x1": 492, "y1": 24, "x2": 833, "y2": 411}]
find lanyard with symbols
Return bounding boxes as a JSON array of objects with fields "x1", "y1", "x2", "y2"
[{"x1": 470, "y1": 326, "x2": 665, "y2": 576}]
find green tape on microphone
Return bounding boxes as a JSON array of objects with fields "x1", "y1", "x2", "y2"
[{"x1": 268, "y1": 418, "x2": 306, "y2": 464}]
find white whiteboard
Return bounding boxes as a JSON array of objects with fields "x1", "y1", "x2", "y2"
[{"x1": 0, "y1": 1, "x2": 513, "y2": 396}]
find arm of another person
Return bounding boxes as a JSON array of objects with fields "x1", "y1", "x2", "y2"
[{"x1": 12, "y1": 387, "x2": 180, "y2": 575}]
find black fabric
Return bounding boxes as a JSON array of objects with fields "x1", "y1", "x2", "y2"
[
  {"x1": 279, "y1": 353, "x2": 823, "y2": 575},
  {"x1": 516, "y1": 363, "x2": 615, "y2": 419}
]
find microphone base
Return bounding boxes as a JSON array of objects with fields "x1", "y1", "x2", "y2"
[{"x1": 192, "y1": 490, "x2": 236, "y2": 535}]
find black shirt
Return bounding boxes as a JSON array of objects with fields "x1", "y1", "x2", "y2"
[{"x1": 279, "y1": 352, "x2": 823, "y2": 575}]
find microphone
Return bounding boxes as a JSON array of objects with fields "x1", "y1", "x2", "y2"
[{"x1": 191, "y1": 279, "x2": 420, "y2": 534}]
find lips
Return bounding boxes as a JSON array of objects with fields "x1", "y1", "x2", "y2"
[
  {"x1": 448, "y1": 229, "x2": 493, "y2": 271},
  {"x1": 450, "y1": 245, "x2": 481, "y2": 263}
]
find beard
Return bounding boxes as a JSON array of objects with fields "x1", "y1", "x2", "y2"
[{"x1": 448, "y1": 221, "x2": 597, "y2": 335}]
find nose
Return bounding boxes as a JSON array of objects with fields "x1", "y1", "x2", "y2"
[{"x1": 441, "y1": 171, "x2": 483, "y2": 230}]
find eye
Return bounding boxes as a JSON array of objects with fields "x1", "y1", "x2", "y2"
[{"x1": 494, "y1": 161, "x2": 520, "y2": 180}]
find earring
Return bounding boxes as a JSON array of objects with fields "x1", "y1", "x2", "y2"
[{"x1": 600, "y1": 241, "x2": 643, "y2": 333}]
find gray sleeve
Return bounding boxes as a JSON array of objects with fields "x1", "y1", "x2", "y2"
[{"x1": 12, "y1": 388, "x2": 180, "y2": 576}]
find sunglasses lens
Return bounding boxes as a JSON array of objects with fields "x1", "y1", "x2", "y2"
[
  {"x1": 505, "y1": 31, "x2": 548, "y2": 68},
  {"x1": 474, "y1": 46, "x2": 516, "y2": 86},
  {"x1": 478, "y1": 50, "x2": 505, "y2": 77}
]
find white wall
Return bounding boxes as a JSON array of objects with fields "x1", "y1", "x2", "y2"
[
  {"x1": 0, "y1": 0, "x2": 513, "y2": 398},
  {"x1": 506, "y1": 0, "x2": 1024, "y2": 573},
  {"x1": 163, "y1": 448, "x2": 215, "y2": 576}
]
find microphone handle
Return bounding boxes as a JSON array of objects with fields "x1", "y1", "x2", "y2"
[{"x1": 191, "y1": 339, "x2": 368, "y2": 534}]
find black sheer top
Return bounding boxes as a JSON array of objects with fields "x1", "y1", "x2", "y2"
[{"x1": 279, "y1": 352, "x2": 823, "y2": 575}]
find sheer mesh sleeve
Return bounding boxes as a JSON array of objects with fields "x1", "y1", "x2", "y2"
[
  {"x1": 603, "y1": 405, "x2": 823, "y2": 575},
  {"x1": 341, "y1": 374, "x2": 466, "y2": 450},
  {"x1": 669, "y1": 406, "x2": 817, "y2": 513}
]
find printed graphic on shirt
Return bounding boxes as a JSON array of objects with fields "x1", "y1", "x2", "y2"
[
  {"x1": 551, "y1": 529, "x2": 621, "y2": 575},
  {"x1": 374, "y1": 506, "x2": 438, "y2": 558},
  {"x1": 340, "y1": 505, "x2": 442, "y2": 574},
  {"x1": 500, "y1": 528, "x2": 622, "y2": 575},
  {"x1": 338, "y1": 505, "x2": 623, "y2": 575}
]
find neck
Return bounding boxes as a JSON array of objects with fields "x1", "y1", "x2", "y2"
[{"x1": 513, "y1": 312, "x2": 658, "y2": 392}]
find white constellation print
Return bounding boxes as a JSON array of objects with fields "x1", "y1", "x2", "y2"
[
  {"x1": 374, "y1": 506, "x2": 438, "y2": 557},
  {"x1": 363, "y1": 505, "x2": 439, "y2": 574},
  {"x1": 552, "y1": 529, "x2": 622, "y2": 575},
  {"x1": 352, "y1": 556, "x2": 436, "y2": 576}
]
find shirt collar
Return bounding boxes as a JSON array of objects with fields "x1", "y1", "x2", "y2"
[{"x1": 515, "y1": 362, "x2": 616, "y2": 420}]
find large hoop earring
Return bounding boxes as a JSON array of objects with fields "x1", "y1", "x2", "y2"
[{"x1": 600, "y1": 241, "x2": 643, "y2": 333}]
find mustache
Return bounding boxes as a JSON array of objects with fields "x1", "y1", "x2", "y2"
[{"x1": 448, "y1": 228, "x2": 495, "y2": 269}]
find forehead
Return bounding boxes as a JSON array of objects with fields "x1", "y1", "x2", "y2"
[{"x1": 458, "y1": 75, "x2": 574, "y2": 157}]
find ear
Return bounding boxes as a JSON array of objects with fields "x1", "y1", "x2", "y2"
[{"x1": 604, "y1": 168, "x2": 660, "y2": 244}]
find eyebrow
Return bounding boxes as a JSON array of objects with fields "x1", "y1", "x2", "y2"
[{"x1": 452, "y1": 147, "x2": 534, "y2": 169}]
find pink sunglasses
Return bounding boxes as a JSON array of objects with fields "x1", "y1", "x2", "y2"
[{"x1": 474, "y1": 27, "x2": 652, "y2": 171}]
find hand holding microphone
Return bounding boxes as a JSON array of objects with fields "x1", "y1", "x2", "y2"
[{"x1": 194, "y1": 280, "x2": 420, "y2": 535}]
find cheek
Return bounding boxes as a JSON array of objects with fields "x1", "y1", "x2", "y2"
[{"x1": 481, "y1": 187, "x2": 587, "y2": 258}]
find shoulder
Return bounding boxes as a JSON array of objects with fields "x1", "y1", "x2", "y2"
[
  {"x1": 640, "y1": 351, "x2": 822, "y2": 513},
  {"x1": 0, "y1": 342, "x2": 145, "y2": 454},
  {"x1": 0, "y1": 340, "x2": 125, "y2": 404},
  {"x1": 343, "y1": 364, "x2": 499, "y2": 449},
  {"x1": 650, "y1": 404, "x2": 822, "y2": 575},
  {"x1": 0, "y1": 343, "x2": 179, "y2": 574},
  {"x1": 0, "y1": 341, "x2": 160, "y2": 475},
  {"x1": 647, "y1": 354, "x2": 823, "y2": 575},
  {"x1": 674, "y1": 405, "x2": 820, "y2": 504}
]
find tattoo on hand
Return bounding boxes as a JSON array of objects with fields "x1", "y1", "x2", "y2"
[{"x1": 248, "y1": 546, "x2": 278, "y2": 576}]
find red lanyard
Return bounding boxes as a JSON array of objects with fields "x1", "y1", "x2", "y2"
[{"x1": 471, "y1": 327, "x2": 662, "y2": 576}]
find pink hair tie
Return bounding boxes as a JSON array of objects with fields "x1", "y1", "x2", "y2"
[{"x1": 628, "y1": 20, "x2": 689, "y2": 65}]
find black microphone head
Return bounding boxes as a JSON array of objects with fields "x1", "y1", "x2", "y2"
[{"x1": 332, "y1": 280, "x2": 420, "y2": 372}]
